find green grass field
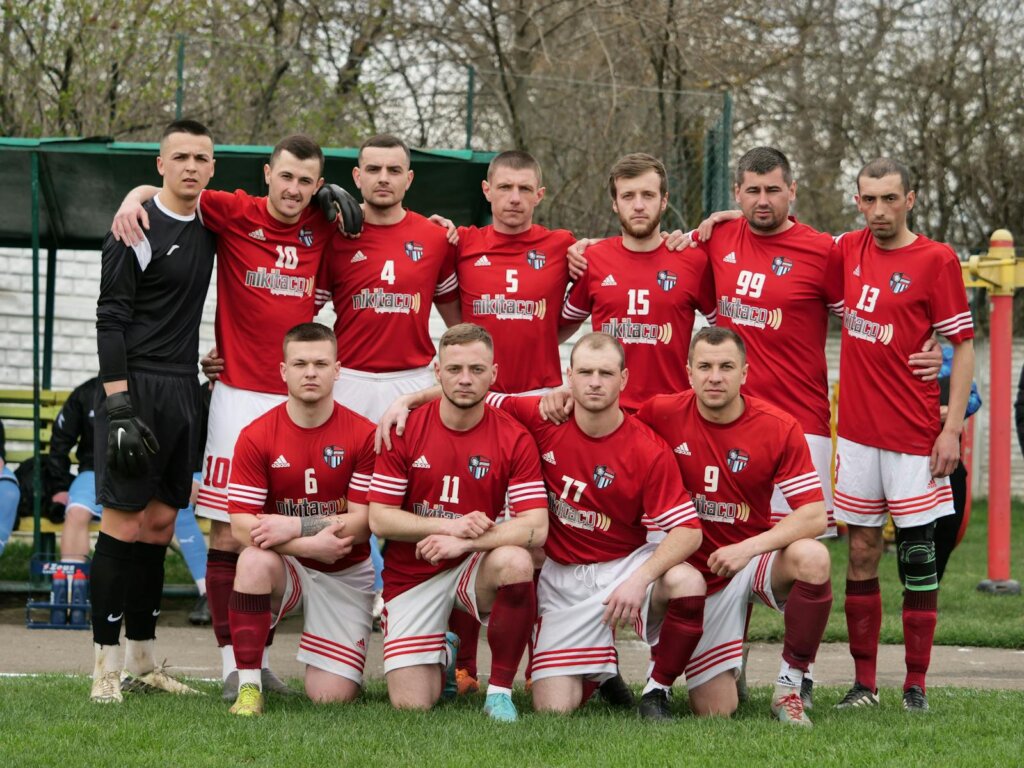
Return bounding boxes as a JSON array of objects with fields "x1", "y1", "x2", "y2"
[{"x1": 0, "y1": 678, "x2": 1021, "y2": 768}]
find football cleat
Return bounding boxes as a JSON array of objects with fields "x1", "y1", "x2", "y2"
[
  {"x1": 637, "y1": 688, "x2": 672, "y2": 721},
  {"x1": 456, "y1": 668, "x2": 480, "y2": 695},
  {"x1": 800, "y1": 677, "x2": 814, "y2": 709},
  {"x1": 834, "y1": 682, "x2": 880, "y2": 709},
  {"x1": 598, "y1": 673, "x2": 636, "y2": 709},
  {"x1": 772, "y1": 691, "x2": 813, "y2": 727},
  {"x1": 121, "y1": 663, "x2": 201, "y2": 695},
  {"x1": 222, "y1": 670, "x2": 239, "y2": 702},
  {"x1": 442, "y1": 632, "x2": 460, "y2": 700},
  {"x1": 902, "y1": 685, "x2": 929, "y2": 713},
  {"x1": 188, "y1": 594, "x2": 211, "y2": 626},
  {"x1": 483, "y1": 692, "x2": 518, "y2": 722},
  {"x1": 261, "y1": 668, "x2": 297, "y2": 696},
  {"x1": 90, "y1": 671, "x2": 123, "y2": 704},
  {"x1": 229, "y1": 683, "x2": 265, "y2": 717}
]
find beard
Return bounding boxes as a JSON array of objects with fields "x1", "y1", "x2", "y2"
[
  {"x1": 442, "y1": 388, "x2": 486, "y2": 411},
  {"x1": 618, "y1": 210, "x2": 661, "y2": 239}
]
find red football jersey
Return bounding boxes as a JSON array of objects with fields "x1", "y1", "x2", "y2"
[
  {"x1": 637, "y1": 391, "x2": 823, "y2": 595},
  {"x1": 490, "y1": 394, "x2": 699, "y2": 566},
  {"x1": 197, "y1": 189, "x2": 335, "y2": 394},
  {"x1": 837, "y1": 229, "x2": 974, "y2": 455},
  {"x1": 561, "y1": 237, "x2": 716, "y2": 411},
  {"x1": 227, "y1": 402, "x2": 376, "y2": 573},
  {"x1": 455, "y1": 224, "x2": 574, "y2": 393},
  {"x1": 367, "y1": 400, "x2": 547, "y2": 600},
  {"x1": 692, "y1": 218, "x2": 844, "y2": 437},
  {"x1": 327, "y1": 211, "x2": 457, "y2": 371}
]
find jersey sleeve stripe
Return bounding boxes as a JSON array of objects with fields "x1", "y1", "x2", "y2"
[
  {"x1": 435, "y1": 273, "x2": 458, "y2": 295},
  {"x1": 228, "y1": 484, "x2": 268, "y2": 504},
  {"x1": 828, "y1": 300, "x2": 844, "y2": 317},
  {"x1": 561, "y1": 300, "x2": 590, "y2": 321},
  {"x1": 778, "y1": 472, "x2": 821, "y2": 492},
  {"x1": 349, "y1": 472, "x2": 373, "y2": 492},
  {"x1": 369, "y1": 474, "x2": 408, "y2": 497},
  {"x1": 703, "y1": 309, "x2": 717, "y2": 324},
  {"x1": 645, "y1": 501, "x2": 698, "y2": 530},
  {"x1": 507, "y1": 482, "x2": 548, "y2": 505},
  {"x1": 933, "y1": 312, "x2": 974, "y2": 335},
  {"x1": 484, "y1": 391, "x2": 508, "y2": 408}
]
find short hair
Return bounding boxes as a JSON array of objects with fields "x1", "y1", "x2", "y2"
[
  {"x1": 282, "y1": 322, "x2": 337, "y2": 357},
  {"x1": 857, "y1": 157, "x2": 912, "y2": 195},
  {"x1": 734, "y1": 146, "x2": 792, "y2": 186},
  {"x1": 608, "y1": 153, "x2": 667, "y2": 199},
  {"x1": 439, "y1": 323, "x2": 493, "y2": 354},
  {"x1": 570, "y1": 332, "x2": 625, "y2": 371},
  {"x1": 270, "y1": 134, "x2": 324, "y2": 175},
  {"x1": 688, "y1": 326, "x2": 746, "y2": 363},
  {"x1": 160, "y1": 119, "x2": 213, "y2": 145},
  {"x1": 487, "y1": 150, "x2": 543, "y2": 186},
  {"x1": 359, "y1": 134, "x2": 411, "y2": 166}
]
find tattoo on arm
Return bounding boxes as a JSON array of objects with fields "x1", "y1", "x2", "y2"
[
  {"x1": 300, "y1": 516, "x2": 334, "y2": 537},
  {"x1": 526, "y1": 528, "x2": 534, "y2": 549}
]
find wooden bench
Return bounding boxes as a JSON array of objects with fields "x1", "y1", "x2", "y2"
[{"x1": 0, "y1": 388, "x2": 72, "y2": 463}]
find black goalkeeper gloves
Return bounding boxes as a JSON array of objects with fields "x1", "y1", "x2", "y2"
[
  {"x1": 105, "y1": 392, "x2": 160, "y2": 477},
  {"x1": 316, "y1": 183, "x2": 363, "y2": 236}
]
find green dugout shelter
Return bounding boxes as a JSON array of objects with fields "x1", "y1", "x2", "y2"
[{"x1": 0, "y1": 137, "x2": 495, "y2": 556}]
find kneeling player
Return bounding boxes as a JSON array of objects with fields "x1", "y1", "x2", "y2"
[
  {"x1": 368, "y1": 324, "x2": 548, "y2": 721},
  {"x1": 225, "y1": 323, "x2": 377, "y2": 716},
  {"x1": 637, "y1": 328, "x2": 832, "y2": 726},
  {"x1": 489, "y1": 333, "x2": 705, "y2": 716}
]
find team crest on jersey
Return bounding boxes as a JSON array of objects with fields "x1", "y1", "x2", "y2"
[
  {"x1": 468, "y1": 455, "x2": 491, "y2": 479},
  {"x1": 771, "y1": 256, "x2": 793, "y2": 276},
  {"x1": 656, "y1": 270, "x2": 677, "y2": 291},
  {"x1": 404, "y1": 241, "x2": 424, "y2": 262},
  {"x1": 323, "y1": 445, "x2": 345, "y2": 469},
  {"x1": 526, "y1": 249, "x2": 546, "y2": 269},
  {"x1": 298, "y1": 227, "x2": 314, "y2": 248},
  {"x1": 889, "y1": 272, "x2": 912, "y2": 294},
  {"x1": 726, "y1": 448, "x2": 749, "y2": 473},
  {"x1": 593, "y1": 465, "x2": 615, "y2": 489}
]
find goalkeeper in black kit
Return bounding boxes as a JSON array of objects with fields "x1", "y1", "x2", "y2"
[{"x1": 89, "y1": 119, "x2": 217, "y2": 703}]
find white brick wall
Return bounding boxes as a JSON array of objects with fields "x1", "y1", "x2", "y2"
[{"x1": 2, "y1": 246, "x2": 1021, "y2": 498}]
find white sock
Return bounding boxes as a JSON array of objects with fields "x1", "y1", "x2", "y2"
[
  {"x1": 806, "y1": 663, "x2": 814, "y2": 682},
  {"x1": 486, "y1": 684, "x2": 512, "y2": 697},
  {"x1": 774, "y1": 660, "x2": 803, "y2": 697},
  {"x1": 221, "y1": 645, "x2": 237, "y2": 680},
  {"x1": 642, "y1": 678, "x2": 672, "y2": 696},
  {"x1": 195, "y1": 578, "x2": 206, "y2": 596},
  {"x1": 261, "y1": 647, "x2": 271, "y2": 669},
  {"x1": 237, "y1": 668, "x2": 262, "y2": 691},
  {"x1": 93, "y1": 643, "x2": 121, "y2": 678},
  {"x1": 125, "y1": 638, "x2": 155, "y2": 676}
]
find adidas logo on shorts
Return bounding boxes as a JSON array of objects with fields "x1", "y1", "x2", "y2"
[
  {"x1": 723, "y1": 251, "x2": 736, "y2": 263},
  {"x1": 601, "y1": 274, "x2": 617, "y2": 287},
  {"x1": 351, "y1": 251, "x2": 367, "y2": 263},
  {"x1": 412, "y1": 455, "x2": 431, "y2": 469},
  {"x1": 271, "y1": 455, "x2": 290, "y2": 468},
  {"x1": 542, "y1": 451, "x2": 556, "y2": 465},
  {"x1": 249, "y1": 228, "x2": 267, "y2": 241},
  {"x1": 674, "y1": 442, "x2": 691, "y2": 456},
  {"x1": 474, "y1": 255, "x2": 491, "y2": 267}
]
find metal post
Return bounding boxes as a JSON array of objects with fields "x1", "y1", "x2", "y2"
[
  {"x1": 43, "y1": 246, "x2": 57, "y2": 390},
  {"x1": 175, "y1": 34, "x2": 186, "y2": 119},
  {"x1": 976, "y1": 229, "x2": 1019, "y2": 594},
  {"x1": 465, "y1": 65, "x2": 475, "y2": 151},
  {"x1": 30, "y1": 153, "x2": 42, "y2": 555},
  {"x1": 720, "y1": 91, "x2": 732, "y2": 208}
]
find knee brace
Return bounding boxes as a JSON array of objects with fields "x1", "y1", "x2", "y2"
[{"x1": 895, "y1": 523, "x2": 938, "y2": 592}]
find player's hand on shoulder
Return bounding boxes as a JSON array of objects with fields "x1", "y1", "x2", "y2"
[
  {"x1": 111, "y1": 198, "x2": 150, "y2": 246},
  {"x1": 415, "y1": 534, "x2": 469, "y2": 565},
  {"x1": 317, "y1": 183, "x2": 363, "y2": 237},
  {"x1": 908, "y1": 337, "x2": 943, "y2": 381},
  {"x1": 602, "y1": 572, "x2": 646, "y2": 628},
  {"x1": 428, "y1": 214, "x2": 459, "y2": 245},
  {"x1": 566, "y1": 238, "x2": 599, "y2": 280},
  {"x1": 706, "y1": 542, "x2": 753, "y2": 579},
  {"x1": 374, "y1": 396, "x2": 414, "y2": 453},
  {"x1": 200, "y1": 346, "x2": 224, "y2": 381},
  {"x1": 660, "y1": 229, "x2": 693, "y2": 251},
  {"x1": 444, "y1": 511, "x2": 494, "y2": 539},
  {"x1": 251, "y1": 514, "x2": 300, "y2": 548},
  {"x1": 695, "y1": 209, "x2": 742, "y2": 244},
  {"x1": 539, "y1": 387, "x2": 573, "y2": 424}
]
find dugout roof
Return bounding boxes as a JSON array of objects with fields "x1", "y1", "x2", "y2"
[{"x1": 0, "y1": 137, "x2": 496, "y2": 249}]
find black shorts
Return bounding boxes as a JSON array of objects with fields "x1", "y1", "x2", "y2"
[{"x1": 94, "y1": 370, "x2": 201, "y2": 512}]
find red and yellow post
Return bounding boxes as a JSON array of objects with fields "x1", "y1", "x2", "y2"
[{"x1": 965, "y1": 229, "x2": 1022, "y2": 594}]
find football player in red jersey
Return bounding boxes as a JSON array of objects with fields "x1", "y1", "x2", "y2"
[
  {"x1": 833, "y1": 159, "x2": 974, "y2": 714},
  {"x1": 368, "y1": 324, "x2": 548, "y2": 721},
  {"x1": 636, "y1": 327, "x2": 832, "y2": 726},
  {"x1": 225, "y1": 323, "x2": 377, "y2": 716}
]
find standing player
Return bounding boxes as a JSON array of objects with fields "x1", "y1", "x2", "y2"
[
  {"x1": 637, "y1": 327, "x2": 832, "y2": 726},
  {"x1": 833, "y1": 158, "x2": 974, "y2": 713},
  {"x1": 110, "y1": 134, "x2": 358, "y2": 697},
  {"x1": 489, "y1": 333, "x2": 705, "y2": 717},
  {"x1": 90, "y1": 119, "x2": 217, "y2": 702},
  {"x1": 560, "y1": 153, "x2": 716, "y2": 411},
  {"x1": 367, "y1": 324, "x2": 548, "y2": 722},
  {"x1": 225, "y1": 323, "x2": 376, "y2": 716}
]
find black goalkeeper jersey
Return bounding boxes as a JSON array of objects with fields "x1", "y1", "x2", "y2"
[{"x1": 96, "y1": 196, "x2": 216, "y2": 381}]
